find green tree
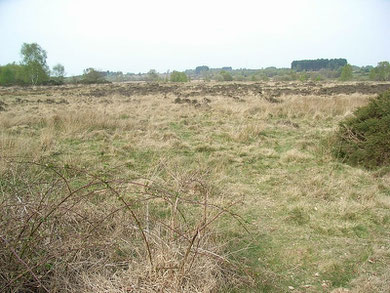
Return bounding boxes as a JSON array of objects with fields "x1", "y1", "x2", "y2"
[
  {"x1": 52, "y1": 63, "x2": 66, "y2": 84},
  {"x1": 170, "y1": 71, "x2": 188, "y2": 82},
  {"x1": 20, "y1": 43, "x2": 49, "y2": 85},
  {"x1": 291, "y1": 58, "x2": 347, "y2": 71},
  {"x1": 0, "y1": 66, "x2": 15, "y2": 85},
  {"x1": 195, "y1": 66, "x2": 209, "y2": 75},
  {"x1": 82, "y1": 68, "x2": 106, "y2": 84},
  {"x1": 340, "y1": 64, "x2": 353, "y2": 81},
  {"x1": 369, "y1": 61, "x2": 390, "y2": 81},
  {"x1": 0, "y1": 63, "x2": 27, "y2": 86}
]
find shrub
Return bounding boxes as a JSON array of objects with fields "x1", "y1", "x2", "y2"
[
  {"x1": 170, "y1": 70, "x2": 188, "y2": 82},
  {"x1": 0, "y1": 66, "x2": 15, "y2": 86},
  {"x1": 334, "y1": 90, "x2": 390, "y2": 168},
  {"x1": 0, "y1": 160, "x2": 246, "y2": 291},
  {"x1": 369, "y1": 61, "x2": 390, "y2": 81},
  {"x1": 219, "y1": 70, "x2": 233, "y2": 81},
  {"x1": 0, "y1": 63, "x2": 27, "y2": 86},
  {"x1": 339, "y1": 64, "x2": 353, "y2": 81},
  {"x1": 147, "y1": 69, "x2": 160, "y2": 82},
  {"x1": 81, "y1": 68, "x2": 107, "y2": 84}
]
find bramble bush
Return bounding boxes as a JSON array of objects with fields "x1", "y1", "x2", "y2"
[
  {"x1": 0, "y1": 160, "x2": 246, "y2": 292},
  {"x1": 334, "y1": 90, "x2": 390, "y2": 168}
]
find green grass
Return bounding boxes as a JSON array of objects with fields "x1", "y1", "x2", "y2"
[{"x1": 1, "y1": 83, "x2": 389, "y2": 292}]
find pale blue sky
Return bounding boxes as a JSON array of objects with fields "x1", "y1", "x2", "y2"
[{"x1": 0, "y1": 0, "x2": 389, "y2": 75}]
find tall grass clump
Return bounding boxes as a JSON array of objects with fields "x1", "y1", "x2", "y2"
[
  {"x1": 0, "y1": 159, "x2": 248, "y2": 292},
  {"x1": 334, "y1": 90, "x2": 390, "y2": 168}
]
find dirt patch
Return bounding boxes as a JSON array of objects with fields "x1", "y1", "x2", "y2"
[
  {"x1": 317, "y1": 83, "x2": 390, "y2": 95},
  {"x1": 0, "y1": 100, "x2": 7, "y2": 111},
  {"x1": 277, "y1": 120, "x2": 300, "y2": 128},
  {"x1": 1, "y1": 82, "x2": 389, "y2": 101},
  {"x1": 94, "y1": 82, "x2": 390, "y2": 98},
  {"x1": 173, "y1": 97, "x2": 210, "y2": 108}
]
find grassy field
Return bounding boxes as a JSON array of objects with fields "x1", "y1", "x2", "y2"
[{"x1": 1, "y1": 81, "x2": 390, "y2": 292}]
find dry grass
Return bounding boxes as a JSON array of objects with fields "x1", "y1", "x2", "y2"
[
  {"x1": 0, "y1": 160, "x2": 246, "y2": 292},
  {"x1": 0, "y1": 81, "x2": 389, "y2": 292}
]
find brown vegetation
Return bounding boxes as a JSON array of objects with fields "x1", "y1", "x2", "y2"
[{"x1": 1, "y1": 81, "x2": 390, "y2": 292}]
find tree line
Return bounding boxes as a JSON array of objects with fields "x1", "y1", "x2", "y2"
[
  {"x1": 291, "y1": 58, "x2": 348, "y2": 71},
  {"x1": 1, "y1": 43, "x2": 389, "y2": 86},
  {"x1": 0, "y1": 43, "x2": 65, "y2": 86}
]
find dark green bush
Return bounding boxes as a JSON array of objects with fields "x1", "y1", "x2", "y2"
[
  {"x1": 0, "y1": 63, "x2": 27, "y2": 86},
  {"x1": 334, "y1": 90, "x2": 390, "y2": 168}
]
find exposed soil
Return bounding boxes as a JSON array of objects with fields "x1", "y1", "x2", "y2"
[{"x1": 1, "y1": 81, "x2": 389, "y2": 101}]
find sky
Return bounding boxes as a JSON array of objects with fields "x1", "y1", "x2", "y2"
[{"x1": 0, "y1": 0, "x2": 389, "y2": 76}]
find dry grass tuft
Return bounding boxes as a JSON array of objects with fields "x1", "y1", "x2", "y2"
[{"x1": 280, "y1": 149, "x2": 313, "y2": 163}]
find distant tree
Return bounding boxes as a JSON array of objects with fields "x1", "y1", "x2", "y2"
[
  {"x1": 82, "y1": 68, "x2": 106, "y2": 84},
  {"x1": 235, "y1": 74, "x2": 245, "y2": 81},
  {"x1": 340, "y1": 64, "x2": 353, "y2": 81},
  {"x1": 327, "y1": 59, "x2": 348, "y2": 70},
  {"x1": 195, "y1": 66, "x2": 209, "y2": 75},
  {"x1": 369, "y1": 61, "x2": 390, "y2": 81},
  {"x1": 263, "y1": 67, "x2": 279, "y2": 77},
  {"x1": 219, "y1": 70, "x2": 233, "y2": 81},
  {"x1": 51, "y1": 63, "x2": 66, "y2": 84},
  {"x1": 291, "y1": 58, "x2": 347, "y2": 72},
  {"x1": 170, "y1": 71, "x2": 188, "y2": 82},
  {"x1": 147, "y1": 69, "x2": 159, "y2": 82},
  {"x1": 20, "y1": 42, "x2": 49, "y2": 85},
  {"x1": 254, "y1": 73, "x2": 269, "y2": 81},
  {"x1": 360, "y1": 65, "x2": 374, "y2": 73},
  {"x1": 202, "y1": 71, "x2": 212, "y2": 81}
]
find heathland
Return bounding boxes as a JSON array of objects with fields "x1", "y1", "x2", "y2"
[{"x1": 1, "y1": 81, "x2": 390, "y2": 292}]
